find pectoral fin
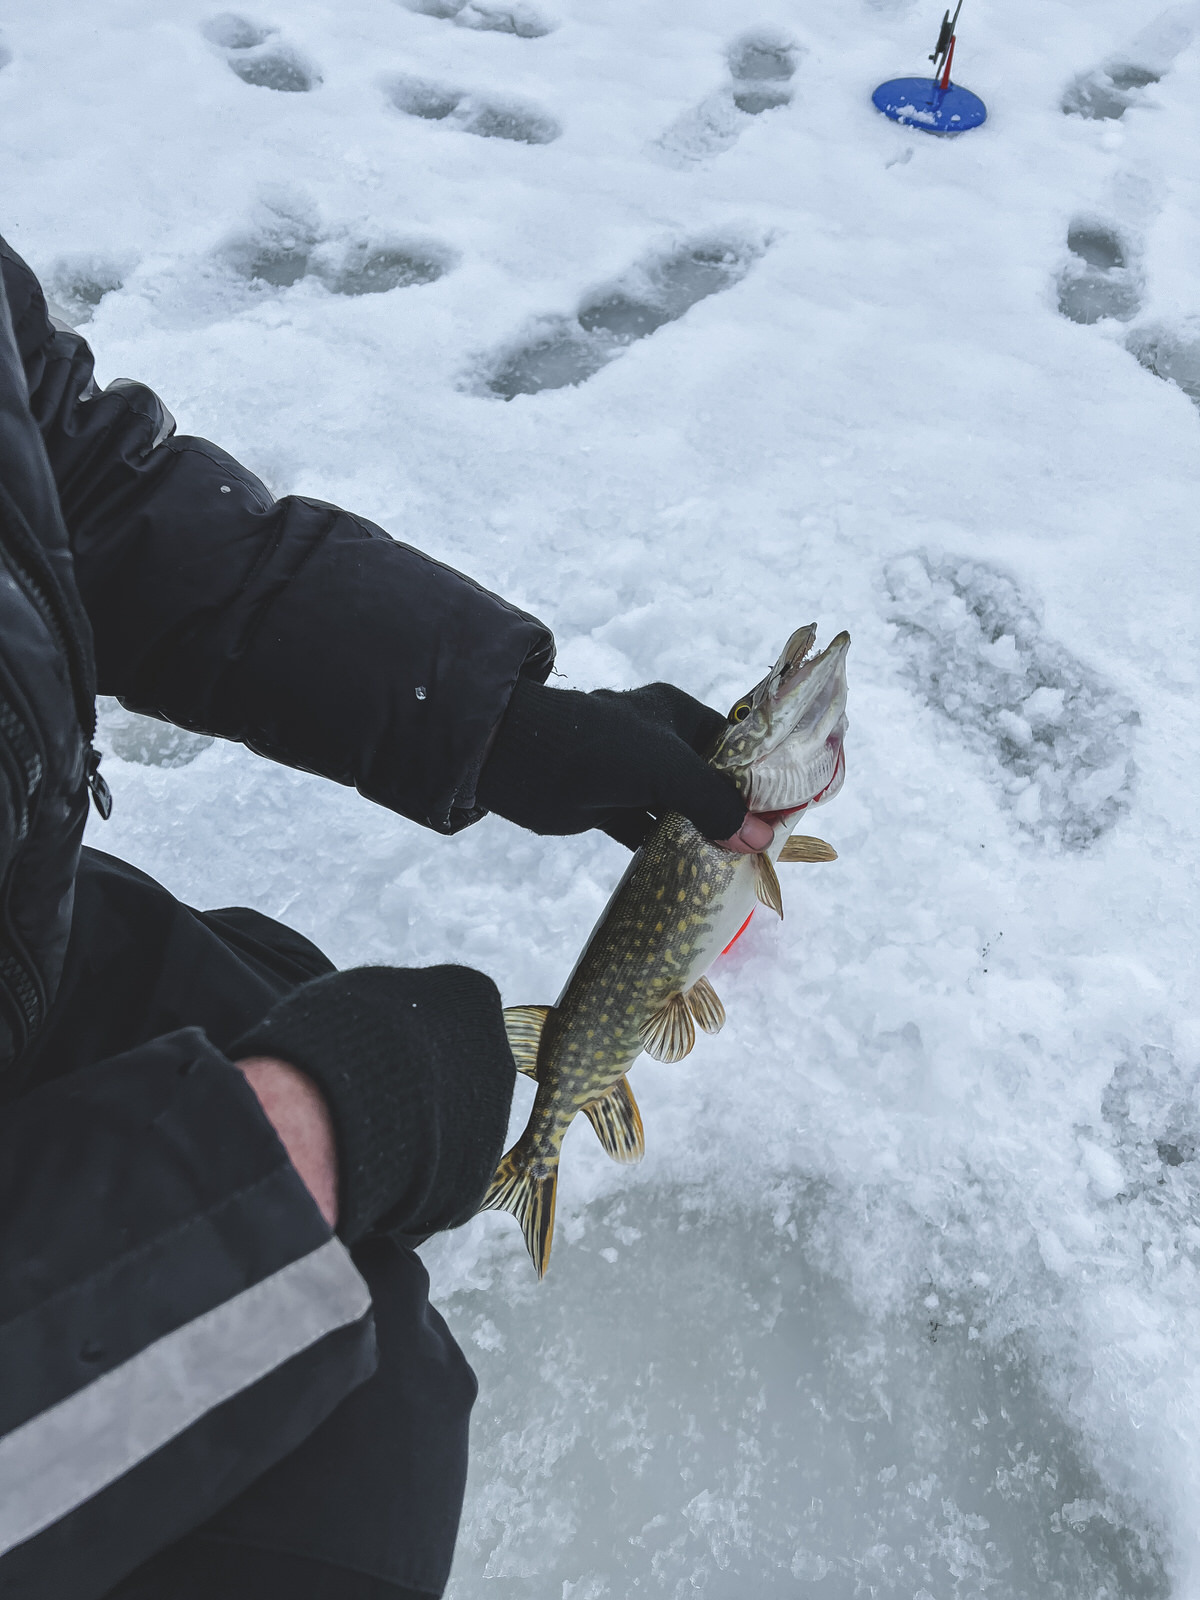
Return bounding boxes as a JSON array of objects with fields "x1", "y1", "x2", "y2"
[
  {"x1": 754, "y1": 851, "x2": 784, "y2": 918},
  {"x1": 503, "y1": 1005, "x2": 552, "y2": 1079},
  {"x1": 778, "y1": 835, "x2": 838, "y2": 864},
  {"x1": 583, "y1": 1076, "x2": 645, "y2": 1164},
  {"x1": 640, "y1": 991, "x2": 696, "y2": 1062},
  {"x1": 685, "y1": 974, "x2": 725, "y2": 1034}
]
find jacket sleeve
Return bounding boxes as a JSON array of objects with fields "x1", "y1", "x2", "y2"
[
  {"x1": 0, "y1": 1028, "x2": 376, "y2": 1600},
  {"x1": 0, "y1": 237, "x2": 555, "y2": 834}
]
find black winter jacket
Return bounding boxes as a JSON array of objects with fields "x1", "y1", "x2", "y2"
[{"x1": 0, "y1": 234, "x2": 553, "y2": 1597}]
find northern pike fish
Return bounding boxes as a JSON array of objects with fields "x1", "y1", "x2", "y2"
[{"x1": 482, "y1": 624, "x2": 850, "y2": 1275}]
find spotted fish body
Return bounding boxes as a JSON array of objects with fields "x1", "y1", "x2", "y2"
[{"x1": 483, "y1": 626, "x2": 850, "y2": 1275}]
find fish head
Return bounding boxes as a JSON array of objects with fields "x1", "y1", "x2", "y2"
[{"x1": 711, "y1": 625, "x2": 850, "y2": 815}]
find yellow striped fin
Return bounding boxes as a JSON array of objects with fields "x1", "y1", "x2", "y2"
[
  {"x1": 641, "y1": 991, "x2": 695, "y2": 1062},
  {"x1": 481, "y1": 1148, "x2": 558, "y2": 1278},
  {"x1": 754, "y1": 851, "x2": 784, "y2": 918},
  {"x1": 503, "y1": 1005, "x2": 551, "y2": 1078},
  {"x1": 583, "y1": 1077, "x2": 644, "y2": 1164},
  {"x1": 778, "y1": 835, "x2": 838, "y2": 863},
  {"x1": 685, "y1": 975, "x2": 725, "y2": 1034}
]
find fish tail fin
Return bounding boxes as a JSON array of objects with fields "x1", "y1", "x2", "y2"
[{"x1": 481, "y1": 1147, "x2": 559, "y2": 1278}]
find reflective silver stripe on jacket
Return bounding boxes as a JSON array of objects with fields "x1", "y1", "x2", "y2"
[{"x1": 0, "y1": 1238, "x2": 370, "y2": 1557}]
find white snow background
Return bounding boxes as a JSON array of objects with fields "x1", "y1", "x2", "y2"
[{"x1": 4, "y1": 0, "x2": 1199, "y2": 1592}]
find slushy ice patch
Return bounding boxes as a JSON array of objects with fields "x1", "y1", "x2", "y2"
[
  {"x1": 44, "y1": 258, "x2": 126, "y2": 324},
  {"x1": 384, "y1": 75, "x2": 561, "y2": 143},
  {"x1": 1057, "y1": 223, "x2": 1141, "y2": 326},
  {"x1": 1062, "y1": 64, "x2": 1160, "y2": 120},
  {"x1": 479, "y1": 234, "x2": 764, "y2": 398},
  {"x1": 397, "y1": 0, "x2": 556, "y2": 38},
  {"x1": 439, "y1": 1191, "x2": 1166, "y2": 1600},
  {"x1": 726, "y1": 27, "x2": 798, "y2": 114},
  {"x1": 1126, "y1": 323, "x2": 1200, "y2": 409},
  {"x1": 222, "y1": 194, "x2": 452, "y2": 295},
  {"x1": 229, "y1": 47, "x2": 319, "y2": 92},
  {"x1": 656, "y1": 27, "x2": 800, "y2": 164},
  {"x1": 98, "y1": 701, "x2": 214, "y2": 770},
  {"x1": 884, "y1": 553, "x2": 1137, "y2": 849}
]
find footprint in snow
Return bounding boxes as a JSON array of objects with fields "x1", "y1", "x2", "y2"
[
  {"x1": 884, "y1": 552, "x2": 1138, "y2": 850},
  {"x1": 1125, "y1": 322, "x2": 1200, "y2": 412},
  {"x1": 1056, "y1": 220, "x2": 1142, "y2": 326},
  {"x1": 654, "y1": 27, "x2": 800, "y2": 167},
  {"x1": 397, "y1": 0, "x2": 556, "y2": 40},
  {"x1": 1061, "y1": 7, "x2": 1192, "y2": 120},
  {"x1": 384, "y1": 74, "x2": 560, "y2": 143},
  {"x1": 221, "y1": 193, "x2": 455, "y2": 295},
  {"x1": 202, "y1": 13, "x2": 321, "y2": 93},
  {"x1": 475, "y1": 232, "x2": 766, "y2": 399}
]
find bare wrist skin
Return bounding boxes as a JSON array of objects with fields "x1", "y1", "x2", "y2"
[{"x1": 236, "y1": 1056, "x2": 339, "y2": 1229}]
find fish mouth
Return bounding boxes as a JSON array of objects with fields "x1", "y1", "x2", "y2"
[{"x1": 717, "y1": 628, "x2": 850, "y2": 813}]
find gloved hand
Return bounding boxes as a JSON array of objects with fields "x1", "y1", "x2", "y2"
[
  {"x1": 477, "y1": 677, "x2": 759, "y2": 851},
  {"x1": 233, "y1": 965, "x2": 515, "y2": 1245}
]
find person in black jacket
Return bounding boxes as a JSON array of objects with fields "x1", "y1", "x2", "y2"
[{"x1": 0, "y1": 231, "x2": 773, "y2": 1600}]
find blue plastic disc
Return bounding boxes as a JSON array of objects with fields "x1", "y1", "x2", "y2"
[{"x1": 872, "y1": 76, "x2": 987, "y2": 133}]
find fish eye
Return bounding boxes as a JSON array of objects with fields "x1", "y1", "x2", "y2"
[{"x1": 729, "y1": 700, "x2": 752, "y2": 723}]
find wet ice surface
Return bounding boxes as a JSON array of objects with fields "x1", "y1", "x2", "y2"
[
  {"x1": 884, "y1": 554, "x2": 1138, "y2": 849},
  {"x1": 434, "y1": 1191, "x2": 1167, "y2": 1600},
  {"x1": 97, "y1": 701, "x2": 214, "y2": 770},
  {"x1": 11, "y1": 0, "x2": 1200, "y2": 1591},
  {"x1": 1056, "y1": 222, "x2": 1142, "y2": 326}
]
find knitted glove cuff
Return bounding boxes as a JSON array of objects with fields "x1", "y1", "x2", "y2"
[{"x1": 233, "y1": 966, "x2": 515, "y2": 1245}]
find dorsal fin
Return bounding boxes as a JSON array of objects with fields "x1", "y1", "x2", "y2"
[
  {"x1": 685, "y1": 974, "x2": 725, "y2": 1034},
  {"x1": 583, "y1": 1077, "x2": 645, "y2": 1163},
  {"x1": 640, "y1": 991, "x2": 695, "y2": 1062},
  {"x1": 754, "y1": 852, "x2": 784, "y2": 918},
  {"x1": 503, "y1": 1005, "x2": 552, "y2": 1078},
  {"x1": 778, "y1": 835, "x2": 838, "y2": 864}
]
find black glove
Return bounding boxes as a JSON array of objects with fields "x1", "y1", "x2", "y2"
[
  {"x1": 232, "y1": 965, "x2": 515, "y2": 1245},
  {"x1": 477, "y1": 677, "x2": 745, "y2": 850}
]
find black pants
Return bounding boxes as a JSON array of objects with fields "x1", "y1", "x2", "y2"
[{"x1": 25, "y1": 850, "x2": 476, "y2": 1600}]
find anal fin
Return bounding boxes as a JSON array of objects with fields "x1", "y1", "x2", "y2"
[
  {"x1": 480, "y1": 1147, "x2": 558, "y2": 1278},
  {"x1": 778, "y1": 835, "x2": 838, "y2": 864},
  {"x1": 503, "y1": 1004, "x2": 552, "y2": 1079},
  {"x1": 640, "y1": 991, "x2": 695, "y2": 1062},
  {"x1": 685, "y1": 974, "x2": 725, "y2": 1034},
  {"x1": 583, "y1": 1076, "x2": 645, "y2": 1163},
  {"x1": 754, "y1": 851, "x2": 784, "y2": 918}
]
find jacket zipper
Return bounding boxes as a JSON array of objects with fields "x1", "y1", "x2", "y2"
[
  {"x1": 0, "y1": 513, "x2": 110, "y2": 816},
  {"x1": 0, "y1": 691, "x2": 44, "y2": 1042}
]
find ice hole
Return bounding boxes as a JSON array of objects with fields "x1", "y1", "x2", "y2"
[
  {"x1": 386, "y1": 75, "x2": 464, "y2": 120},
  {"x1": 1061, "y1": 64, "x2": 1160, "y2": 120},
  {"x1": 483, "y1": 319, "x2": 613, "y2": 400},
  {"x1": 458, "y1": 97, "x2": 561, "y2": 144},
  {"x1": 1126, "y1": 325, "x2": 1200, "y2": 407},
  {"x1": 437, "y1": 1191, "x2": 1168, "y2": 1599},
  {"x1": 317, "y1": 244, "x2": 450, "y2": 295},
  {"x1": 228, "y1": 48, "x2": 319, "y2": 92},
  {"x1": 202, "y1": 12, "x2": 273, "y2": 49}
]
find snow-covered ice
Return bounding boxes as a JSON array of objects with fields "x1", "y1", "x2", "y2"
[{"x1": 5, "y1": 0, "x2": 1200, "y2": 1591}]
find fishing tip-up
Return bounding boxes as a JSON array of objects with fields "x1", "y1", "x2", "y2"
[{"x1": 872, "y1": 1, "x2": 987, "y2": 134}]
